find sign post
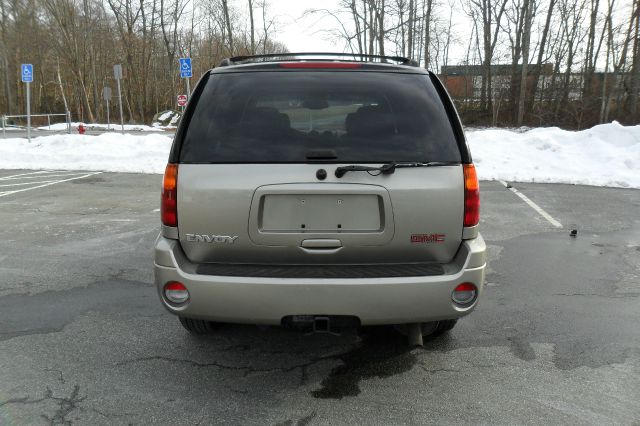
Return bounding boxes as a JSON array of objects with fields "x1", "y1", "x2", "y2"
[
  {"x1": 21, "y1": 64, "x2": 33, "y2": 142},
  {"x1": 179, "y1": 58, "x2": 192, "y2": 99},
  {"x1": 113, "y1": 64, "x2": 124, "y2": 132},
  {"x1": 102, "y1": 87, "x2": 112, "y2": 130}
]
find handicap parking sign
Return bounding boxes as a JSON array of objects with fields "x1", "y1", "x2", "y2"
[
  {"x1": 21, "y1": 64, "x2": 33, "y2": 83},
  {"x1": 179, "y1": 58, "x2": 192, "y2": 78}
]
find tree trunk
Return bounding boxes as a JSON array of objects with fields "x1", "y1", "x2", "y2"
[
  {"x1": 423, "y1": 0, "x2": 432, "y2": 68},
  {"x1": 529, "y1": 0, "x2": 555, "y2": 113},
  {"x1": 248, "y1": 0, "x2": 255, "y2": 54},
  {"x1": 630, "y1": 0, "x2": 640, "y2": 121},
  {"x1": 517, "y1": 0, "x2": 532, "y2": 126},
  {"x1": 222, "y1": 0, "x2": 233, "y2": 55}
]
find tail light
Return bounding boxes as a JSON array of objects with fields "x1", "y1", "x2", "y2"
[
  {"x1": 463, "y1": 164, "x2": 480, "y2": 227},
  {"x1": 452, "y1": 282, "x2": 477, "y2": 306},
  {"x1": 161, "y1": 164, "x2": 178, "y2": 227}
]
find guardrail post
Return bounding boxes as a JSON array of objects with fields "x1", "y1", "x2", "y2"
[
  {"x1": 47, "y1": 114, "x2": 51, "y2": 130},
  {"x1": 66, "y1": 110, "x2": 71, "y2": 134},
  {"x1": 1, "y1": 115, "x2": 5, "y2": 138}
]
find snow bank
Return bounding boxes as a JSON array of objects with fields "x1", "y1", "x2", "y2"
[
  {"x1": 39, "y1": 122, "x2": 173, "y2": 132},
  {"x1": 151, "y1": 110, "x2": 180, "y2": 128},
  {"x1": 0, "y1": 122, "x2": 639, "y2": 187},
  {"x1": 0, "y1": 133, "x2": 172, "y2": 174},
  {"x1": 467, "y1": 121, "x2": 640, "y2": 188}
]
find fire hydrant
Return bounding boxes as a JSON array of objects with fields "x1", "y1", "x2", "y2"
[{"x1": 78, "y1": 124, "x2": 85, "y2": 134}]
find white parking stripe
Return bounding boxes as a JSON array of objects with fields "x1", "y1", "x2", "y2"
[
  {"x1": 0, "y1": 170, "x2": 56, "y2": 180},
  {"x1": 0, "y1": 180, "x2": 60, "y2": 187},
  {"x1": 499, "y1": 180, "x2": 563, "y2": 228},
  {"x1": 0, "y1": 172, "x2": 102, "y2": 198},
  {"x1": 0, "y1": 172, "x2": 90, "y2": 180}
]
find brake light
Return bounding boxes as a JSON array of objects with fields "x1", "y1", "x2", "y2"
[
  {"x1": 161, "y1": 164, "x2": 178, "y2": 227},
  {"x1": 278, "y1": 62, "x2": 362, "y2": 69},
  {"x1": 463, "y1": 164, "x2": 480, "y2": 227}
]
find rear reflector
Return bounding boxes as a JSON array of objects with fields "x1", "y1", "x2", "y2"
[
  {"x1": 164, "y1": 281, "x2": 189, "y2": 304},
  {"x1": 161, "y1": 164, "x2": 178, "y2": 227},
  {"x1": 463, "y1": 164, "x2": 480, "y2": 227},
  {"x1": 452, "y1": 282, "x2": 477, "y2": 306},
  {"x1": 278, "y1": 62, "x2": 362, "y2": 69}
]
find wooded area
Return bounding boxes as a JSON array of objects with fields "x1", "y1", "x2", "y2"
[
  {"x1": 1, "y1": 0, "x2": 639, "y2": 128},
  {"x1": 310, "y1": 0, "x2": 640, "y2": 128},
  {"x1": 0, "y1": 0, "x2": 285, "y2": 124}
]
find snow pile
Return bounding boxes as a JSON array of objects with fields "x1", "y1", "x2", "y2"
[
  {"x1": 151, "y1": 110, "x2": 180, "y2": 128},
  {"x1": 38, "y1": 122, "x2": 173, "y2": 132},
  {"x1": 467, "y1": 122, "x2": 640, "y2": 189},
  {"x1": 0, "y1": 133, "x2": 172, "y2": 174},
  {"x1": 0, "y1": 122, "x2": 638, "y2": 188}
]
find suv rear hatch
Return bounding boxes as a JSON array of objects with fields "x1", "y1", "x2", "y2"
[{"x1": 172, "y1": 67, "x2": 468, "y2": 265}]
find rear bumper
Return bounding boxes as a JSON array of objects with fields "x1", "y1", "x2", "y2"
[{"x1": 153, "y1": 234, "x2": 486, "y2": 326}]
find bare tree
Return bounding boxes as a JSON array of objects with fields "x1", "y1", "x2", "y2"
[{"x1": 516, "y1": 0, "x2": 533, "y2": 125}]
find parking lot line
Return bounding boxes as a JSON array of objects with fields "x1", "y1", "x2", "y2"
[
  {"x1": 0, "y1": 172, "x2": 102, "y2": 198},
  {"x1": 0, "y1": 179, "x2": 60, "y2": 187},
  {"x1": 0, "y1": 172, "x2": 90, "y2": 180},
  {"x1": 499, "y1": 180, "x2": 563, "y2": 228},
  {"x1": 0, "y1": 170, "x2": 59, "y2": 180}
]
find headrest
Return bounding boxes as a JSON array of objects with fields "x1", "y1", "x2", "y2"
[{"x1": 345, "y1": 105, "x2": 395, "y2": 138}]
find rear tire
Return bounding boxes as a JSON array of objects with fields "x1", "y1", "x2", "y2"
[
  {"x1": 434, "y1": 319, "x2": 458, "y2": 335},
  {"x1": 178, "y1": 316, "x2": 218, "y2": 334},
  {"x1": 393, "y1": 319, "x2": 458, "y2": 338}
]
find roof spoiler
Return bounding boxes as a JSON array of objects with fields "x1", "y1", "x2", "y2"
[{"x1": 218, "y1": 52, "x2": 419, "y2": 68}]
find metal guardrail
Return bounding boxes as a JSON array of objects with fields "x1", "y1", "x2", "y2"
[{"x1": 1, "y1": 112, "x2": 71, "y2": 137}]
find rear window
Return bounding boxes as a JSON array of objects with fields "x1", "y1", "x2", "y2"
[{"x1": 179, "y1": 71, "x2": 461, "y2": 163}]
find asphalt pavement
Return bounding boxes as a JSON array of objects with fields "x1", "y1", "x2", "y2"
[{"x1": 0, "y1": 169, "x2": 638, "y2": 425}]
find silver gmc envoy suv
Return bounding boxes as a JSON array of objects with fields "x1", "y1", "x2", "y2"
[{"x1": 154, "y1": 53, "x2": 486, "y2": 343}]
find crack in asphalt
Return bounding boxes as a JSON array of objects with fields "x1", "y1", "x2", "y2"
[
  {"x1": 553, "y1": 293, "x2": 639, "y2": 298},
  {"x1": 0, "y1": 395, "x2": 49, "y2": 408},
  {"x1": 0, "y1": 385, "x2": 86, "y2": 426},
  {"x1": 114, "y1": 353, "x2": 342, "y2": 379},
  {"x1": 419, "y1": 367, "x2": 461, "y2": 374},
  {"x1": 41, "y1": 385, "x2": 86, "y2": 426}
]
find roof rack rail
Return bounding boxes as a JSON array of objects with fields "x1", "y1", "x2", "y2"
[{"x1": 218, "y1": 52, "x2": 419, "y2": 67}]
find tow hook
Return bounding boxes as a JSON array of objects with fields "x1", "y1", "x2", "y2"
[
  {"x1": 282, "y1": 315, "x2": 360, "y2": 336},
  {"x1": 313, "y1": 316, "x2": 331, "y2": 333}
]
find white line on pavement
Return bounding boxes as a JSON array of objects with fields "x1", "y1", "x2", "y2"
[
  {"x1": 0, "y1": 170, "x2": 57, "y2": 180},
  {"x1": 0, "y1": 180, "x2": 60, "y2": 187},
  {"x1": 0, "y1": 172, "x2": 90, "y2": 180},
  {"x1": 0, "y1": 172, "x2": 102, "y2": 198},
  {"x1": 499, "y1": 180, "x2": 563, "y2": 228}
]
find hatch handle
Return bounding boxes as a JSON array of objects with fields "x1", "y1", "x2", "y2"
[{"x1": 301, "y1": 239, "x2": 342, "y2": 249}]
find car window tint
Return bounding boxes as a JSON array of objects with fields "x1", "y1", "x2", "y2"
[{"x1": 180, "y1": 71, "x2": 461, "y2": 163}]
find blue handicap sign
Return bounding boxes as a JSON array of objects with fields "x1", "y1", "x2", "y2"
[
  {"x1": 21, "y1": 64, "x2": 33, "y2": 83},
  {"x1": 179, "y1": 58, "x2": 192, "y2": 78}
]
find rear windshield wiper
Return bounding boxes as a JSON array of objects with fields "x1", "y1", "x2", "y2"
[{"x1": 335, "y1": 161, "x2": 457, "y2": 178}]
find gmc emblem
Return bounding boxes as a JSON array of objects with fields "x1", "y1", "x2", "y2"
[{"x1": 410, "y1": 234, "x2": 445, "y2": 244}]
